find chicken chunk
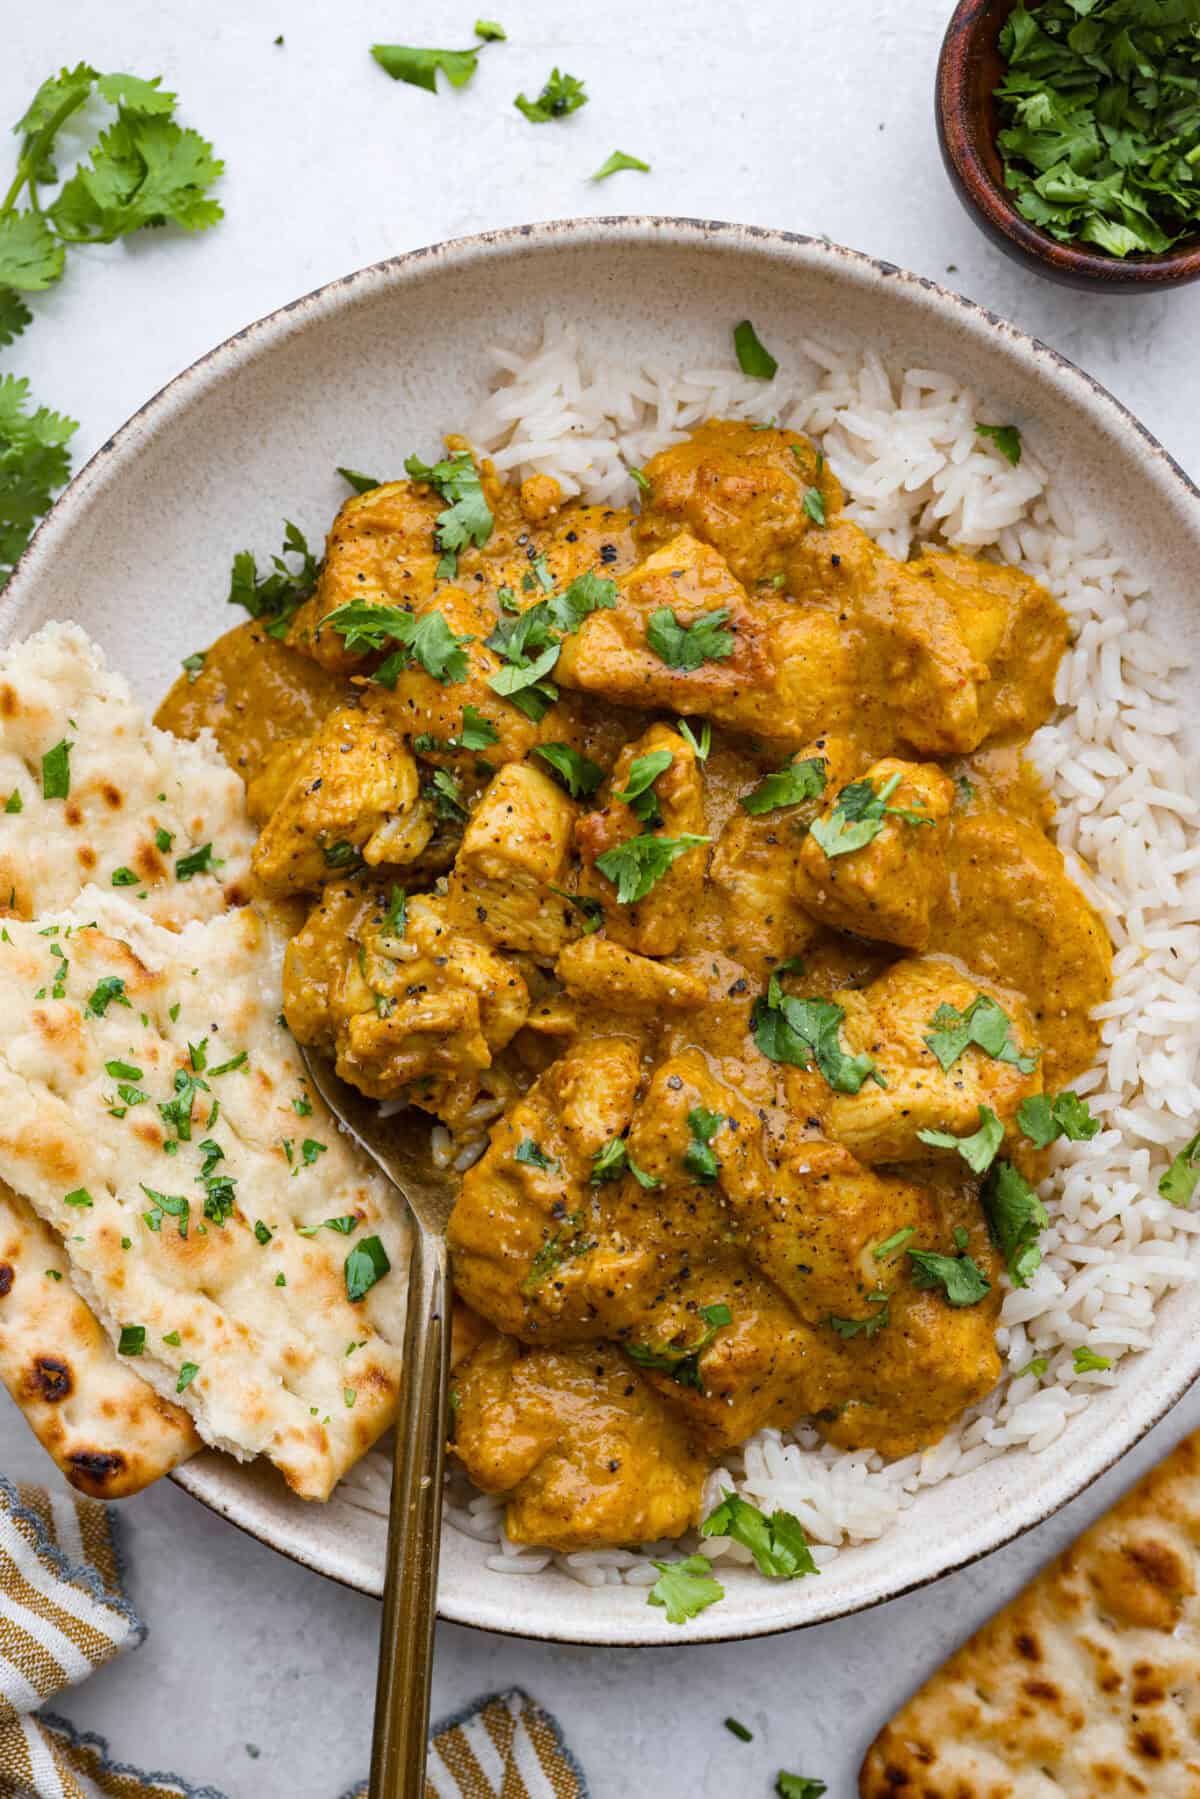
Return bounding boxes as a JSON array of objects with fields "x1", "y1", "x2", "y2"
[
  {"x1": 447, "y1": 1036, "x2": 646, "y2": 1342},
  {"x1": 451, "y1": 1336, "x2": 707, "y2": 1550},
  {"x1": 934, "y1": 812, "x2": 1112, "y2": 1085},
  {"x1": 282, "y1": 890, "x2": 529, "y2": 1121},
  {"x1": 555, "y1": 938, "x2": 708, "y2": 1013},
  {"x1": 828, "y1": 957, "x2": 1043, "y2": 1165},
  {"x1": 250, "y1": 705, "x2": 433, "y2": 896},
  {"x1": 284, "y1": 479, "x2": 444, "y2": 673},
  {"x1": 575, "y1": 721, "x2": 708, "y2": 956},
  {"x1": 709, "y1": 734, "x2": 860, "y2": 969},
  {"x1": 721, "y1": 1136, "x2": 943, "y2": 1323},
  {"x1": 446, "y1": 762, "x2": 579, "y2": 960},
  {"x1": 794, "y1": 756, "x2": 956, "y2": 950},
  {"x1": 635, "y1": 420, "x2": 843, "y2": 586},
  {"x1": 909, "y1": 547, "x2": 1067, "y2": 744}
]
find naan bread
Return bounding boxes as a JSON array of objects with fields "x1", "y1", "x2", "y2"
[
  {"x1": 0, "y1": 891, "x2": 408, "y2": 1501},
  {"x1": 860, "y1": 1429, "x2": 1200, "y2": 1797},
  {"x1": 0, "y1": 1178, "x2": 200, "y2": 1496},
  {"x1": 0, "y1": 622, "x2": 255, "y2": 927}
]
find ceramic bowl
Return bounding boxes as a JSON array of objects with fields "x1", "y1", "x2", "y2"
[
  {"x1": 4, "y1": 218, "x2": 1200, "y2": 1644},
  {"x1": 936, "y1": 0, "x2": 1200, "y2": 292}
]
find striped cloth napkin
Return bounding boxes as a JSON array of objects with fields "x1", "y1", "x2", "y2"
[{"x1": 0, "y1": 1476, "x2": 588, "y2": 1798}]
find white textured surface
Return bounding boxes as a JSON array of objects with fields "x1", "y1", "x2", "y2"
[{"x1": 4, "y1": 3, "x2": 1200, "y2": 1795}]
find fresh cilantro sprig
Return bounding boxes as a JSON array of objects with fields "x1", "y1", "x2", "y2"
[
  {"x1": 983, "y1": 1160, "x2": 1049, "y2": 1287},
  {"x1": 646, "y1": 605, "x2": 735, "y2": 671},
  {"x1": 403, "y1": 448, "x2": 493, "y2": 577},
  {"x1": 733, "y1": 320, "x2": 777, "y2": 379},
  {"x1": 977, "y1": 422, "x2": 1022, "y2": 465},
  {"x1": 228, "y1": 522, "x2": 317, "y2": 637},
  {"x1": 809, "y1": 771, "x2": 934, "y2": 859},
  {"x1": 741, "y1": 755, "x2": 826, "y2": 816},
  {"x1": 909, "y1": 1240, "x2": 991, "y2": 1307},
  {"x1": 684, "y1": 1108, "x2": 724, "y2": 1183},
  {"x1": 322, "y1": 601, "x2": 471, "y2": 684},
  {"x1": 486, "y1": 570, "x2": 616, "y2": 720},
  {"x1": 647, "y1": 1554, "x2": 724, "y2": 1625},
  {"x1": 0, "y1": 376, "x2": 77, "y2": 586},
  {"x1": 924, "y1": 993, "x2": 1039, "y2": 1076},
  {"x1": 534, "y1": 742, "x2": 603, "y2": 798},
  {"x1": 594, "y1": 831, "x2": 708, "y2": 904}
]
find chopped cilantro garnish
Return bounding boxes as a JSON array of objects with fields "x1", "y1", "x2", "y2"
[
  {"x1": 1018, "y1": 1355, "x2": 1049, "y2": 1380},
  {"x1": 1017, "y1": 1090, "x2": 1099, "y2": 1148},
  {"x1": 459, "y1": 704, "x2": 499, "y2": 750},
  {"x1": 209, "y1": 1050, "x2": 247, "y2": 1076},
  {"x1": 175, "y1": 841, "x2": 219, "y2": 881},
  {"x1": 515, "y1": 68, "x2": 588, "y2": 123},
  {"x1": 645, "y1": 605, "x2": 734, "y2": 671},
  {"x1": 676, "y1": 718, "x2": 711, "y2": 762},
  {"x1": 548, "y1": 886, "x2": 605, "y2": 934},
  {"x1": 370, "y1": 42, "x2": 489, "y2": 95},
  {"x1": 534, "y1": 742, "x2": 604, "y2": 798},
  {"x1": 647, "y1": 1554, "x2": 724, "y2": 1624},
  {"x1": 337, "y1": 466, "x2": 380, "y2": 493},
  {"x1": 684, "y1": 1107, "x2": 724, "y2": 1183},
  {"x1": 732, "y1": 320, "x2": 777, "y2": 380},
  {"x1": 322, "y1": 601, "x2": 471, "y2": 684},
  {"x1": 140, "y1": 1183, "x2": 189, "y2": 1239},
  {"x1": 180, "y1": 652, "x2": 205, "y2": 682},
  {"x1": 254, "y1": 1220, "x2": 273, "y2": 1246},
  {"x1": 63, "y1": 1187, "x2": 93, "y2": 1209},
  {"x1": 86, "y1": 975, "x2": 130, "y2": 1017},
  {"x1": 924, "y1": 993, "x2": 1038, "y2": 1075},
  {"x1": 1160, "y1": 1129, "x2": 1200, "y2": 1207},
  {"x1": 874, "y1": 1226, "x2": 915, "y2": 1260},
  {"x1": 520, "y1": 1217, "x2": 595, "y2": 1295},
  {"x1": 829, "y1": 1292, "x2": 890, "y2": 1338},
  {"x1": 701, "y1": 1490, "x2": 818, "y2": 1579},
  {"x1": 809, "y1": 771, "x2": 934, "y2": 859},
  {"x1": 776, "y1": 1776, "x2": 826, "y2": 1799},
  {"x1": 908, "y1": 1245, "x2": 991, "y2": 1307},
  {"x1": 41, "y1": 738, "x2": 72, "y2": 799},
  {"x1": 594, "y1": 832, "x2": 708, "y2": 904},
  {"x1": 403, "y1": 447, "x2": 493, "y2": 577},
  {"x1": 176, "y1": 1361, "x2": 199, "y2": 1393},
  {"x1": 104, "y1": 1059, "x2": 142, "y2": 1081},
  {"x1": 741, "y1": 755, "x2": 826, "y2": 816},
  {"x1": 614, "y1": 749, "x2": 674, "y2": 823},
  {"x1": 976, "y1": 422, "x2": 1022, "y2": 465},
  {"x1": 1073, "y1": 1345, "x2": 1111, "y2": 1374},
  {"x1": 725, "y1": 1719, "x2": 753, "y2": 1743},
  {"x1": 983, "y1": 1159, "x2": 1049, "y2": 1287},
  {"x1": 626, "y1": 1302, "x2": 732, "y2": 1390},
  {"x1": 917, "y1": 1104, "x2": 1005, "y2": 1174},
  {"x1": 590, "y1": 1135, "x2": 661, "y2": 1189},
  {"x1": 345, "y1": 1234, "x2": 391, "y2": 1301},
  {"x1": 300, "y1": 1138, "x2": 325, "y2": 1166},
  {"x1": 4, "y1": 789, "x2": 22, "y2": 813},
  {"x1": 803, "y1": 487, "x2": 826, "y2": 525},
  {"x1": 515, "y1": 1138, "x2": 559, "y2": 1174},
  {"x1": 227, "y1": 521, "x2": 315, "y2": 634},
  {"x1": 117, "y1": 1324, "x2": 145, "y2": 1357},
  {"x1": 751, "y1": 975, "x2": 880, "y2": 1094},
  {"x1": 592, "y1": 149, "x2": 650, "y2": 181},
  {"x1": 110, "y1": 866, "x2": 139, "y2": 886}
]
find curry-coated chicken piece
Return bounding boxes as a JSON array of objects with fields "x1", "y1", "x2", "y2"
[
  {"x1": 447, "y1": 1035, "x2": 647, "y2": 1341},
  {"x1": 284, "y1": 479, "x2": 445, "y2": 673},
  {"x1": 451, "y1": 1336, "x2": 707, "y2": 1550},
  {"x1": 788, "y1": 521, "x2": 995, "y2": 756},
  {"x1": 282, "y1": 890, "x2": 529, "y2": 1123},
  {"x1": 154, "y1": 620, "x2": 351, "y2": 784},
  {"x1": 635, "y1": 420, "x2": 843, "y2": 586},
  {"x1": 828, "y1": 956, "x2": 1043, "y2": 1165},
  {"x1": 555, "y1": 937, "x2": 708, "y2": 1014},
  {"x1": 934, "y1": 812, "x2": 1111, "y2": 1087},
  {"x1": 250, "y1": 704, "x2": 434, "y2": 896},
  {"x1": 709, "y1": 733, "x2": 860, "y2": 970},
  {"x1": 481, "y1": 500, "x2": 639, "y2": 602},
  {"x1": 575, "y1": 721, "x2": 708, "y2": 957},
  {"x1": 720, "y1": 1136, "x2": 943, "y2": 1325},
  {"x1": 446, "y1": 761, "x2": 579, "y2": 961},
  {"x1": 908, "y1": 547, "x2": 1068, "y2": 745},
  {"x1": 794, "y1": 756, "x2": 956, "y2": 951}
]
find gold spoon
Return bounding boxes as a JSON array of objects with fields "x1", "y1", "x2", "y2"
[{"x1": 301, "y1": 1047, "x2": 459, "y2": 1796}]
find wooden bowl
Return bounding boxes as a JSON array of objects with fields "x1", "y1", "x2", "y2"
[{"x1": 936, "y1": 0, "x2": 1200, "y2": 292}]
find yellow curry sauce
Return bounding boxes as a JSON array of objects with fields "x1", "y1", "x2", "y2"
[{"x1": 156, "y1": 421, "x2": 1112, "y2": 1552}]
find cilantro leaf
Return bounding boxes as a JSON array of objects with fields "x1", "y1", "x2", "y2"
[
  {"x1": 0, "y1": 375, "x2": 78, "y2": 588},
  {"x1": 976, "y1": 422, "x2": 1022, "y2": 465},
  {"x1": 118, "y1": 1324, "x2": 146, "y2": 1357},
  {"x1": 908, "y1": 1246, "x2": 991, "y2": 1307},
  {"x1": 87, "y1": 976, "x2": 130, "y2": 1017},
  {"x1": 803, "y1": 487, "x2": 826, "y2": 525},
  {"x1": 809, "y1": 771, "x2": 935, "y2": 859},
  {"x1": 41, "y1": 737, "x2": 72, "y2": 799},
  {"x1": 515, "y1": 68, "x2": 588, "y2": 123},
  {"x1": 590, "y1": 1135, "x2": 661, "y2": 1189},
  {"x1": 50, "y1": 114, "x2": 224, "y2": 241},
  {"x1": 1073, "y1": 1344, "x2": 1111, "y2": 1374},
  {"x1": 475, "y1": 20, "x2": 506, "y2": 41},
  {"x1": 829, "y1": 1292, "x2": 890, "y2": 1338},
  {"x1": 1017, "y1": 1090, "x2": 1099, "y2": 1148},
  {"x1": 751, "y1": 979, "x2": 880, "y2": 1094},
  {"x1": 592, "y1": 150, "x2": 650, "y2": 181},
  {"x1": 916, "y1": 1104, "x2": 1005, "y2": 1174},
  {"x1": 459, "y1": 705, "x2": 499, "y2": 750},
  {"x1": 1159, "y1": 1129, "x2": 1200, "y2": 1208},
  {"x1": 741, "y1": 755, "x2": 826, "y2": 816},
  {"x1": 777, "y1": 1777, "x2": 826, "y2": 1799},
  {"x1": 924, "y1": 993, "x2": 1039, "y2": 1076},
  {"x1": 337, "y1": 466, "x2": 380, "y2": 493},
  {"x1": 322, "y1": 601, "x2": 471, "y2": 684},
  {"x1": 371, "y1": 44, "x2": 482, "y2": 94},
  {"x1": 626, "y1": 1302, "x2": 732, "y2": 1390},
  {"x1": 0, "y1": 211, "x2": 64, "y2": 291},
  {"x1": 227, "y1": 521, "x2": 316, "y2": 633},
  {"x1": 676, "y1": 718, "x2": 711, "y2": 762},
  {"x1": 594, "y1": 832, "x2": 709, "y2": 905},
  {"x1": 647, "y1": 1554, "x2": 724, "y2": 1625},
  {"x1": 645, "y1": 605, "x2": 735, "y2": 671},
  {"x1": 614, "y1": 749, "x2": 674, "y2": 823},
  {"x1": 514, "y1": 1138, "x2": 559, "y2": 1174},
  {"x1": 403, "y1": 448, "x2": 493, "y2": 576},
  {"x1": 733, "y1": 320, "x2": 777, "y2": 379},
  {"x1": 344, "y1": 1235, "x2": 390, "y2": 1302},
  {"x1": 0, "y1": 289, "x2": 32, "y2": 346},
  {"x1": 534, "y1": 742, "x2": 604, "y2": 798},
  {"x1": 701, "y1": 1490, "x2": 818, "y2": 1580},
  {"x1": 684, "y1": 1107, "x2": 724, "y2": 1183}
]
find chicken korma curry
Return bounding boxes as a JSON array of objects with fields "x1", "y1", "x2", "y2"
[{"x1": 157, "y1": 420, "x2": 1111, "y2": 1552}]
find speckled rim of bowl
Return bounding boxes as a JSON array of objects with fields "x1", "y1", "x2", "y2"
[
  {"x1": 936, "y1": 0, "x2": 1200, "y2": 292},
  {"x1": 6, "y1": 216, "x2": 1200, "y2": 1647}
]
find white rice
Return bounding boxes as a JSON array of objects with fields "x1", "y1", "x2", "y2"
[{"x1": 337, "y1": 317, "x2": 1200, "y2": 1588}]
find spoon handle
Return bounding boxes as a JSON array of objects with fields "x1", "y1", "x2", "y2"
[{"x1": 370, "y1": 1222, "x2": 451, "y2": 1796}]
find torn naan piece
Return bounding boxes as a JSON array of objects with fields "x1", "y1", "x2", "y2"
[
  {"x1": 0, "y1": 622, "x2": 255, "y2": 927},
  {"x1": 0, "y1": 1178, "x2": 200, "y2": 1496},
  {"x1": 860, "y1": 1428, "x2": 1200, "y2": 1797},
  {"x1": 0, "y1": 892, "x2": 408, "y2": 1501}
]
